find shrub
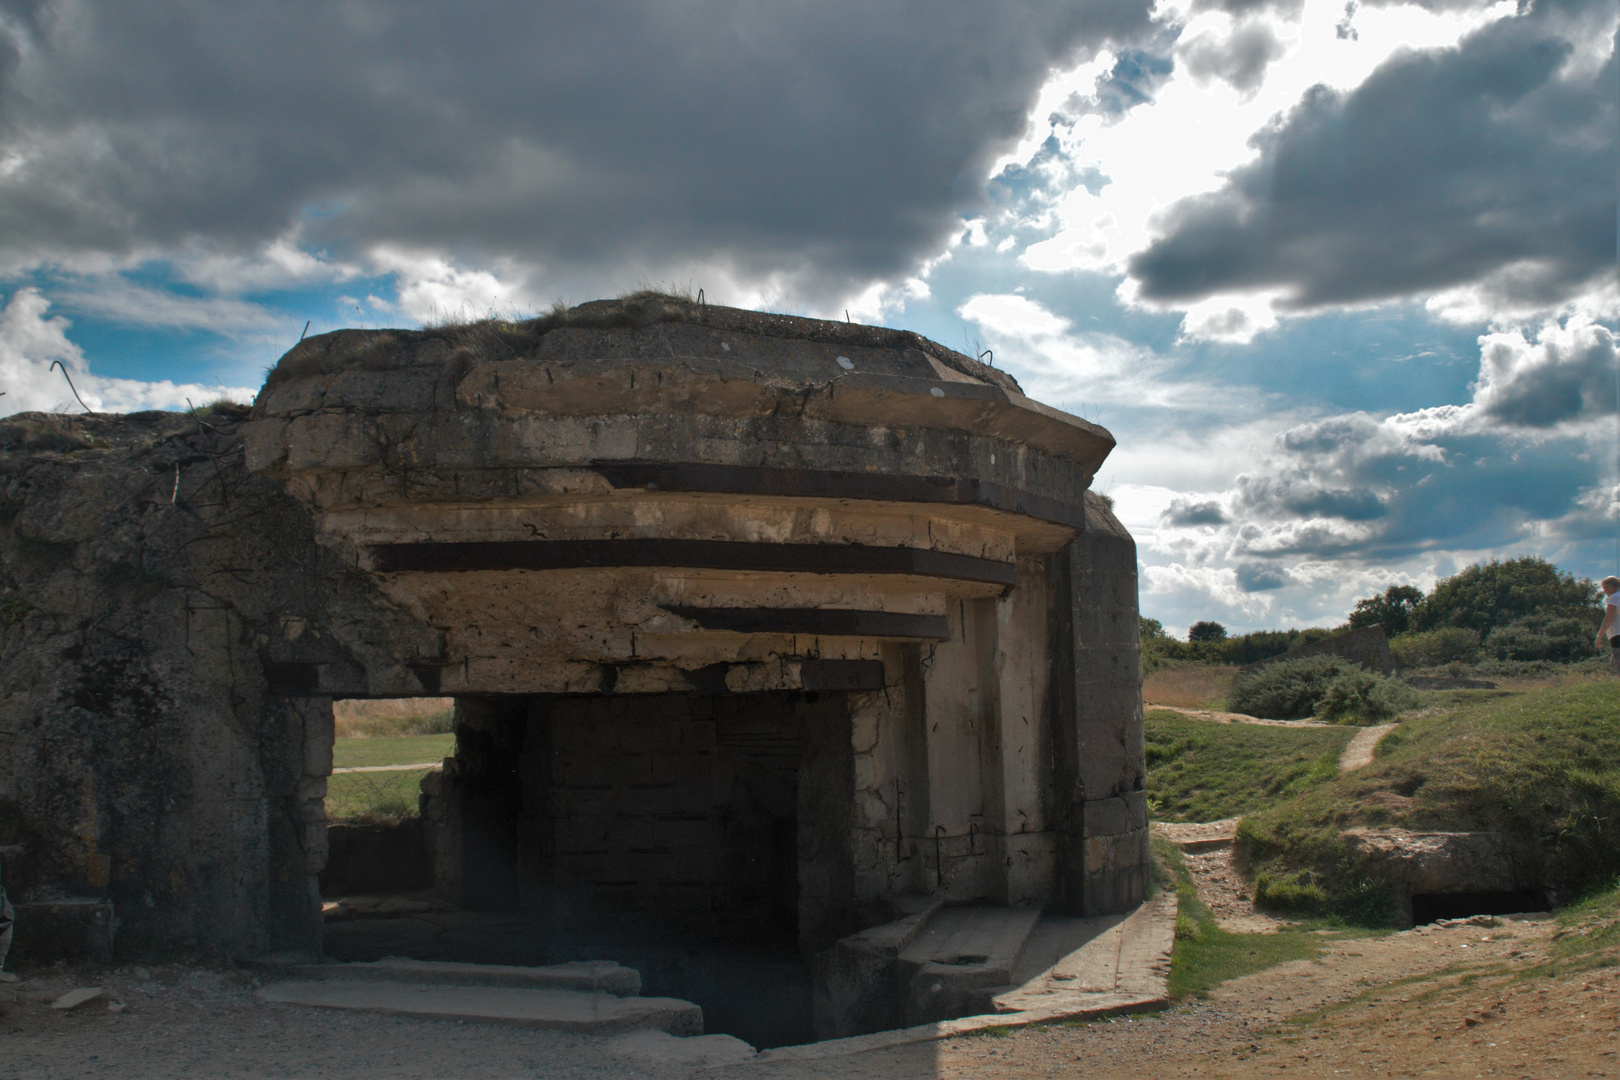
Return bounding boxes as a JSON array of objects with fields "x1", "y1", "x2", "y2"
[
  {"x1": 1484, "y1": 614, "x2": 1598, "y2": 662},
  {"x1": 1253, "y1": 869, "x2": 1328, "y2": 913},
  {"x1": 1389, "y1": 627, "x2": 1481, "y2": 668},
  {"x1": 1318, "y1": 669, "x2": 1421, "y2": 723},
  {"x1": 1227, "y1": 655, "x2": 1357, "y2": 720}
]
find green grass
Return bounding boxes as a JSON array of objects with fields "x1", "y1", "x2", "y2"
[
  {"x1": 1145, "y1": 710, "x2": 1357, "y2": 822},
  {"x1": 1236, "y1": 681, "x2": 1620, "y2": 924},
  {"x1": 1154, "y1": 837, "x2": 1326, "y2": 998},
  {"x1": 326, "y1": 769, "x2": 433, "y2": 823},
  {"x1": 333, "y1": 733, "x2": 454, "y2": 769},
  {"x1": 326, "y1": 733, "x2": 453, "y2": 822}
]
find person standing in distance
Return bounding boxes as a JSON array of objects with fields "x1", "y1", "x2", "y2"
[{"x1": 1595, "y1": 576, "x2": 1620, "y2": 673}]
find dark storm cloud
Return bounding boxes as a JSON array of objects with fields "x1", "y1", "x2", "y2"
[
  {"x1": 1163, "y1": 497, "x2": 1231, "y2": 525},
  {"x1": 1475, "y1": 319, "x2": 1618, "y2": 428},
  {"x1": 1127, "y1": 0, "x2": 1616, "y2": 309},
  {"x1": 0, "y1": 0, "x2": 1155, "y2": 297},
  {"x1": 1235, "y1": 563, "x2": 1290, "y2": 591},
  {"x1": 1235, "y1": 474, "x2": 1387, "y2": 520}
]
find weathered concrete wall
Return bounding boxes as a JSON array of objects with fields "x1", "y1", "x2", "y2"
[
  {"x1": 0, "y1": 298, "x2": 1150, "y2": 965},
  {"x1": 1056, "y1": 495, "x2": 1150, "y2": 915},
  {"x1": 0, "y1": 410, "x2": 400, "y2": 960}
]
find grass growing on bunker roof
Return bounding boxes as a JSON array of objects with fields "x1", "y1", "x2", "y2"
[
  {"x1": 1145, "y1": 710, "x2": 1356, "y2": 823},
  {"x1": 265, "y1": 290, "x2": 1023, "y2": 396},
  {"x1": 1235, "y1": 679, "x2": 1620, "y2": 924}
]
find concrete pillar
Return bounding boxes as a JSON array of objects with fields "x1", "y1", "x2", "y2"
[
  {"x1": 263, "y1": 695, "x2": 332, "y2": 955},
  {"x1": 918, "y1": 599, "x2": 994, "y2": 900},
  {"x1": 798, "y1": 692, "x2": 855, "y2": 954},
  {"x1": 988, "y1": 555, "x2": 1056, "y2": 906},
  {"x1": 1055, "y1": 494, "x2": 1149, "y2": 915}
]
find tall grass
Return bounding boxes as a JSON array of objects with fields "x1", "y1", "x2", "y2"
[
  {"x1": 1143, "y1": 665, "x2": 1237, "y2": 709},
  {"x1": 333, "y1": 697, "x2": 454, "y2": 738}
]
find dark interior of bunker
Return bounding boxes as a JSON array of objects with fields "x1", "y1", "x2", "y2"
[{"x1": 323, "y1": 691, "x2": 855, "y2": 1047}]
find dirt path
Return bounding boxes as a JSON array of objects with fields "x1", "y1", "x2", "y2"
[
  {"x1": 1338, "y1": 723, "x2": 1397, "y2": 771},
  {"x1": 718, "y1": 916, "x2": 1615, "y2": 1080},
  {"x1": 1152, "y1": 821, "x2": 1295, "y2": 934},
  {"x1": 1146, "y1": 704, "x2": 1330, "y2": 728}
]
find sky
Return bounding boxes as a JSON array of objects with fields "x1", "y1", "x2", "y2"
[{"x1": 0, "y1": 0, "x2": 1614, "y2": 635}]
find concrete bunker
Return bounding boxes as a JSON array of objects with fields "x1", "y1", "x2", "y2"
[{"x1": 0, "y1": 296, "x2": 1149, "y2": 1043}]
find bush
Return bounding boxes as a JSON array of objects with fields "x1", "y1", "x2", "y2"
[
  {"x1": 1389, "y1": 627, "x2": 1481, "y2": 668},
  {"x1": 1253, "y1": 869, "x2": 1328, "y2": 913},
  {"x1": 1484, "y1": 614, "x2": 1598, "y2": 662},
  {"x1": 1318, "y1": 669, "x2": 1421, "y2": 723},
  {"x1": 1228, "y1": 655, "x2": 1358, "y2": 720}
]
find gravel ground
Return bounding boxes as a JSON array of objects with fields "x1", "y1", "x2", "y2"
[
  {"x1": 0, "y1": 965, "x2": 688, "y2": 1080},
  {"x1": 2, "y1": 918, "x2": 1612, "y2": 1079}
]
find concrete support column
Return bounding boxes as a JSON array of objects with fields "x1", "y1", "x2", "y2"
[
  {"x1": 263, "y1": 694, "x2": 332, "y2": 955},
  {"x1": 988, "y1": 555, "x2": 1056, "y2": 906},
  {"x1": 1056, "y1": 494, "x2": 1149, "y2": 915},
  {"x1": 918, "y1": 599, "x2": 994, "y2": 900}
]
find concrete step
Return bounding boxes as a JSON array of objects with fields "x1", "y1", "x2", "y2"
[
  {"x1": 256, "y1": 980, "x2": 703, "y2": 1035},
  {"x1": 285, "y1": 957, "x2": 641, "y2": 996},
  {"x1": 897, "y1": 904, "x2": 1043, "y2": 1025},
  {"x1": 781, "y1": 894, "x2": 1177, "y2": 1064},
  {"x1": 1152, "y1": 818, "x2": 1239, "y2": 852},
  {"x1": 993, "y1": 894, "x2": 1176, "y2": 1013}
]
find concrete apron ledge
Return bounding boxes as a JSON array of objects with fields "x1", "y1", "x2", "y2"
[
  {"x1": 254, "y1": 958, "x2": 698, "y2": 1036},
  {"x1": 257, "y1": 980, "x2": 702, "y2": 1035},
  {"x1": 746, "y1": 894, "x2": 1176, "y2": 1066}
]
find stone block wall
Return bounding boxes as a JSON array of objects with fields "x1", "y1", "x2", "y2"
[{"x1": 425, "y1": 691, "x2": 856, "y2": 952}]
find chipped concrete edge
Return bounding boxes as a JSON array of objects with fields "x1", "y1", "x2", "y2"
[{"x1": 737, "y1": 894, "x2": 1177, "y2": 1067}]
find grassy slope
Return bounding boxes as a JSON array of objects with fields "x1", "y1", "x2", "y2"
[
  {"x1": 1237, "y1": 682, "x2": 1620, "y2": 921},
  {"x1": 1145, "y1": 710, "x2": 1356, "y2": 823}
]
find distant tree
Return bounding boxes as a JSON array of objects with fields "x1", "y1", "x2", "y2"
[
  {"x1": 1409, "y1": 557, "x2": 1598, "y2": 638},
  {"x1": 1188, "y1": 621, "x2": 1228, "y2": 643},
  {"x1": 1347, "y1": 585, "x2": 1424, "y2": 636},
  {"x1": 1139, "y1": 616, "x2": 1166, "y2": 640}
]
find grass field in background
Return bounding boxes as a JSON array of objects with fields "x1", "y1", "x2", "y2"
[
  {"x1": 334, "y1": 733, "x2": 455, "y2": 769},
  {"x1": 327, "y1": 732, "x2": 454, "y2": 823},
  {"x1": 326, "y1": 769, "x2": 430, "y2": 823},
  {"x1": 1143, "y1": 665, "x2": 1237, "y2": 710},
  {"x1": 1145, "y1": 710, "x2": 1357, "y2": 823},
  {"x1": 333, "y1": 697, "x2": 454, "y2": 738}
]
